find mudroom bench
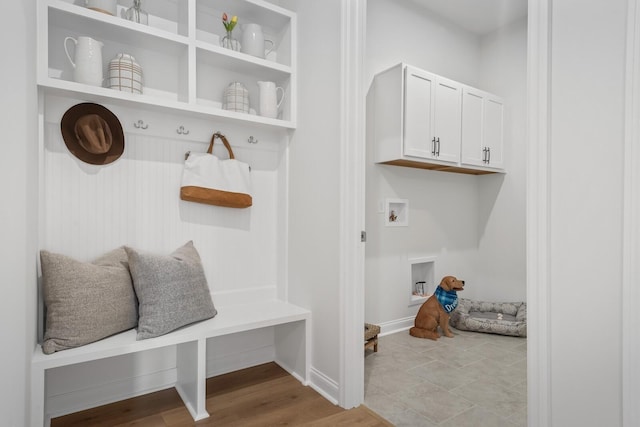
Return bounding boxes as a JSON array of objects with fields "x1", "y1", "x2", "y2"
[{"x1": 31, "y1": 300, "x2": 311, "y2": 427}]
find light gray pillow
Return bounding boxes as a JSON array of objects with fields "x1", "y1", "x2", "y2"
[
  {"x1": 40, "y1": 248, "x2": 138, "y2": 354},
  {"x1": 125, "y1": 241, "x2": 217, "y2": 340}
]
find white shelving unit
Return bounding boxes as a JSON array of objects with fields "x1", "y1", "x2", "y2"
[
  {"x1": 409, "y1": 256, "x2": 436, "y2": 306},
  {"x1": 33, "y1": 1, "x2": 301, "y2": 425},
  {"x1": 37, "y1": 0, "x2": 296, "y2": 129}
]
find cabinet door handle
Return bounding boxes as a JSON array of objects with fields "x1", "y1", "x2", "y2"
[
  {"x1": 482, "y1": 147, "x2": 487, "y2": 163},
  {"x1": 436, "y1": 137, "x2": 440, "y2": 156},
  {"x1": 432, "y1": 137, "x2": 436, "y2": 156},
  {"x1": 487, "y1": 147, "x2": 491, "y2": 164}
]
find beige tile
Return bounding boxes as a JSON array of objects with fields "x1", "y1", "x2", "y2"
[
  {"x1": 392, "y1": 381, "x2": 475, "y2": 424},
  {"x1": 386, "y1": 408, "x2": 440, "y2": 427},
  {"x1": 460, "y1": 358, "x2": 526, "y2": 388},
  {"x1": 366, "y1": 344, "x2": 435, "y2": 372},
  {"x1": 440, "y1": 405, "x2": 517, "y2": 427},
  {"x1": 367, "y1": 366, "x2": 427, "y2": 395},
  {"x1": 365, "y1": 330, "x2": 528, "y2": 427},
  {"x1": 451, "y1": 377, "x2": 527, "y2": 419},
  {"x1": 423, "y1": 344, "x2": 483, "y2": 368},
  {"x1": 407, "y1": 360, "x2": 481, "y2": 391},
  {"x1": 363, "y1": 392, "x2": 438, "y2": 426}
]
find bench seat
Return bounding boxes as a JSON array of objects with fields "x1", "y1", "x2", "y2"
[{"x1": 31, "y1": 300, "x2": 311, "y2": 426}]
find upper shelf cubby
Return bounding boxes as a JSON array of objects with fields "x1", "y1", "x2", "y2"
[
  {"x1": 195, "y1": 0, "x2": 293, "y2": 69},
  {"x1": 37, "y1": 0, "x2": 296, "y2": 130}
]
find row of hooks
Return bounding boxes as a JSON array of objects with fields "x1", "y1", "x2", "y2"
[{"x1": 132, "y1": 120, "x2": 259, "y2": 144}]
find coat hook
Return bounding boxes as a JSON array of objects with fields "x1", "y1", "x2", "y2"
[
  {"x1": 177, "y1": 125, "x2": 190, "y2": 135},
  {"x1": 133, "y1": 119, "x2": 148, "y2": 129},
  {"x1": 247, "y1": 136, "x2": 258, "y2": 144}
]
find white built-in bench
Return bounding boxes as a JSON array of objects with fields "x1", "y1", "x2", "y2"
[{"x1": 31, "y1": 300, "x2": 311, "y2": 427}]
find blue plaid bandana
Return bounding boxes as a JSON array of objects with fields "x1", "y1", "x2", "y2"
[{"x1": 435, "y1": 286, "x2": 458, "y2": 313}]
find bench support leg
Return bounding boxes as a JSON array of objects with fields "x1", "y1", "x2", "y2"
[
  {"x1": 274, "y1": 320, "x2": 309, "y2": 385},
  {"x1": 175, "y1": 339, "x2": 208, "y2": 421},
  {"x1": 31, "y1": 366, "x2": 47, "y2": 427}
]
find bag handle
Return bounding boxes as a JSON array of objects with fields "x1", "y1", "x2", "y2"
[{"x1": 206, "y1": 132, "x2": 235, "y2": 159}]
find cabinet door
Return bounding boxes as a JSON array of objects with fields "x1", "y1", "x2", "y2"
[
  {"x1": 433, "y1": 77, "x2": 462, "y2": 163},
  {"x1": 461, "y1": 88, "x2": 485, "y2": 166},
  {"x1": 403, "y1": 66, "x2": 436, "y2": 159},
  {"x1": 461, "y1": 87, "x2": 504, "y2": 169},
  {"x1": 483, "y1": 96, "x2": 504, "y2": 169}
]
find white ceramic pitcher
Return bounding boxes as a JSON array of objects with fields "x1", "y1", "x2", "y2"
[
  {"x1": 64, "y1": 36, "x2": 104, "y2": 87},
  {"x1": 241, "y1": 24, "x2": 274, "y2": 59},
  {"x1": 257, "y1": 81, "x2": 284, "y2": 119}
]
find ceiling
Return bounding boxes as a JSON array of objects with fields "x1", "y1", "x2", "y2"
[{"x1": 409, "y1": 0, "x2": 528, "y2": 35}]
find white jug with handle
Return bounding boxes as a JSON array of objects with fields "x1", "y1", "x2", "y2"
[
  {"x1": 257, "y1": 81, "x2": 284, "y2": 119},
  {"x1": 241, "y1": 24, "x2": 274, "y2": 59},
  {"x1": 64, "y1": 36, "x2": 104, "y2": 87}
]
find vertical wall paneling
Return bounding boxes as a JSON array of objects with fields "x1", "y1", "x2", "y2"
[
  {"x1": 41, "y1": 94, "x2": 289, "y2": 415},
  {"x1": 42, "y1": 96, "x2": 283, "y2": 303}
]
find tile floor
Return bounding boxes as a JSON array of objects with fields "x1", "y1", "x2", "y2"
[{"x1": 364, "y1": 328, "x2": 527, "y2": 427}]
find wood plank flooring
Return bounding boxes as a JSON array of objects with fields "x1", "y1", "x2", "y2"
[{"x1": 51, "y1": 363, "x2": 392, "y2": 426}]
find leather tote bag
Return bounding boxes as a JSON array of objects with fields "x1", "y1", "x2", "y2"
[{"x1": 180, "y1": 132, "x2": 252, "y2": 208}]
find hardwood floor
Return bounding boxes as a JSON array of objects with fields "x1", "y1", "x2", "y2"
[{"x1": 51, "y1": 363, "x2": 392, "y2": 426}]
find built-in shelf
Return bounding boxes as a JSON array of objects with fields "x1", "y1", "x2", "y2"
[
  {"x1": 37, "y1": 0, "x2": 297, "y2": 130},
  {"x1": 385, "y1": 198, "x2": 409, "y2": 226},
  {"x1": 409, "y1": 256, "x2": 436, "y2": 306}
]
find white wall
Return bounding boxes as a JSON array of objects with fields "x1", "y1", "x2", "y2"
[
  {"x1": 0, "y1": 2, "x2": 37, "y2": 426},
  {"x1": 365, "y1": 0, "x2": 480, "y2": 88},
  {"x1": 279, "y1": 0, "x2": 343, "y2": 402},
  {"x1": 475, "y1": 18, "x2": 528, "y2": 302},
  {"x1": 548, "y1": 1, "x2": 626, "y2": 424},
  {"x1": 364, "y1": 0, "x2": 527, "y2": 327}
]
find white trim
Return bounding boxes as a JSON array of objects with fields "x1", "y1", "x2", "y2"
[
  {"x1": 339, "y1": 0, "x2": 367, "y2": 409},
  {"x1": 309, "y1": 367, "x2": 340, "y2": 405},
  {"x1": 526, "y1": 1, "x2": 552, "y2": 426},
  {"x1": 623, "y1": 1, "x2": 640, "y2": 425},
  {"x1": 377, "y1": 317, "x2": 414, "y2": 336}
]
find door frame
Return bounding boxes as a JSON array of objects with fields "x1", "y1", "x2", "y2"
[
  {"x1": 338, "y1": 0, "x2": 367, "y2": 409},
  {"x1": 338, "y1": 0, "x2": 554, "y2": 418},
  {"x1": 525, "y1": 0, "x2": 551, "y2": 425},
  {"x1": 624, "y1": 0, "x2": 640, "y2": 425},
  {"x1": 341, "y1": 1, "x2": 640, "y2": 425}
]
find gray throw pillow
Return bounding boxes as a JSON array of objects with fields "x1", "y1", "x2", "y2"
[
  {"x1": 125, "y1": 241, "x2": 217, "y2": 340},
  {"x1": 40, "y1": 247, "x2": 138, "y2": 354}
]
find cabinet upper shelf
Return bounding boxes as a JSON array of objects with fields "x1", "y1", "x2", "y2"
[{"x1": 38, "y1": 0, "x2": 297, "y2": 130}]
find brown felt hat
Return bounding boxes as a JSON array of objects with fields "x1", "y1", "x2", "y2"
[{"x1": 60, "y1": 103, "x2": 124, "y2": 165}]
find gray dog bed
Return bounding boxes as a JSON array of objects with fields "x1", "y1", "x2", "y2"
[{"x1": 449, "y1": 298, "x2": 527, "y2": 337}]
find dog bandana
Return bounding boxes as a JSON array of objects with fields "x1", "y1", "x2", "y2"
[{"x1": 435, "y1": 286, "x2": 458, "y2": 313}]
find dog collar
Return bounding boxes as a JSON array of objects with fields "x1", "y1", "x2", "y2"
[{"x1": 435, "y1": 286, "x2": 458, "y2": 313}]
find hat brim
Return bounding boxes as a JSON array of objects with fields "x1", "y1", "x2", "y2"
[{"x1": 61, "y1": 103, "x2": 125, "y2": 165}]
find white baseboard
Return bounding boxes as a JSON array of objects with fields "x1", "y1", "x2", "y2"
[
  {"x1": 309, "y1": 367, "x2": 339, "y2": 405},
  {"x1": 378, "y1": 316, "x2": 414, "y2": 336},
  {"x1": 47, "y1": 368, "x2": 177, "y2": 418}
]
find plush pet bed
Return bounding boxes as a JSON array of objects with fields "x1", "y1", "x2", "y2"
[{"x1": 449, "y1": 298, "x2": 527, "y2": 337}]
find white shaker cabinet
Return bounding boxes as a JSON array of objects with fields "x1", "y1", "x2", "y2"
[
  {"x1": 370, "y1": 63, "x2": 504, "y2": 175},
  {"x1": 403, "y1": 65, "x2": 462, "y2": 163},
  {"x1": 460, "y1": 86, "x2": 504, "y2": 170}
]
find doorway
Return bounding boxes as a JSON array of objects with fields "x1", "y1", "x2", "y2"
[{"x1": 361, "y1": 0, "x2": 529, "y2": 424}]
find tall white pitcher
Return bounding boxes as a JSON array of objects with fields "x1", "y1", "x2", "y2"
[
  {"x1": 241, "y1": 24, "x2": 274, "y2": 59},
  {"x1": 257, "y1": 81, "x2": 284, "y2": 119},
  {"x1": 64, "y1": 36, "x2": 104, "y2": 86}
]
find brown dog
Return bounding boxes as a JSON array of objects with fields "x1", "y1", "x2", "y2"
[{"x1": 409, "y1": 276, "x2": 465, "y2": 340}]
